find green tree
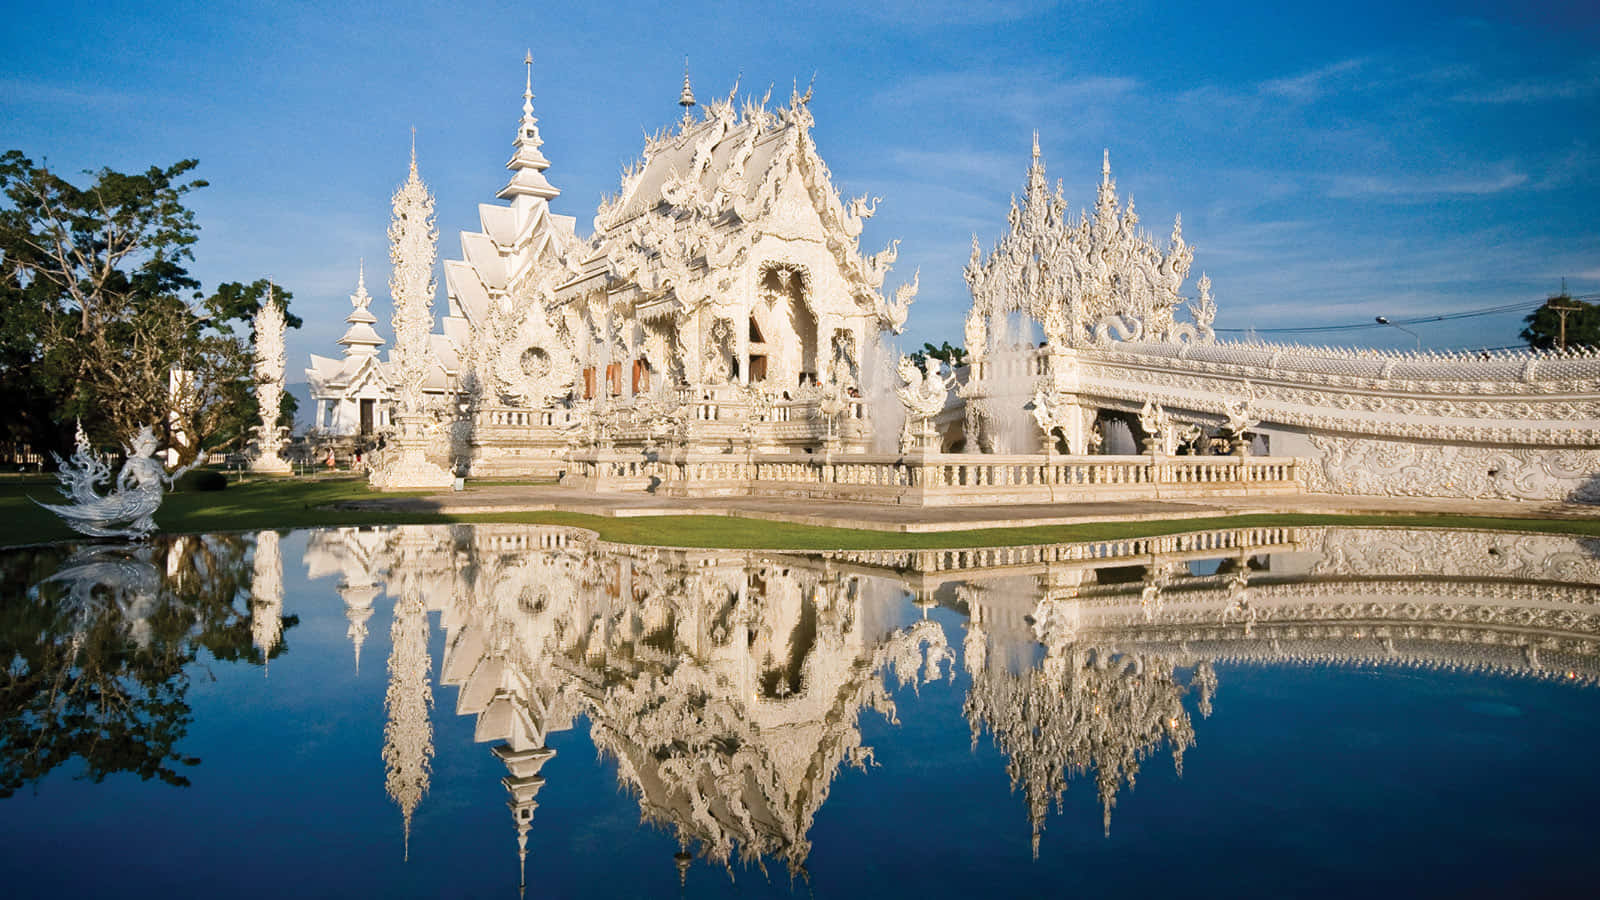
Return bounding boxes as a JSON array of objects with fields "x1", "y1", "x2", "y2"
[
  {"x1": 169, "y1": 280, "x2": 301, "y2": 463},
  {"x1": 1521, "y1": 292, "x2": 1600, "y2": 351},
  {"x1": 909, "y1": 341, "x2": 968, "y2": 369},
  {"x1": 0, "y1": 151, "x2": 297, "y2": 460}
]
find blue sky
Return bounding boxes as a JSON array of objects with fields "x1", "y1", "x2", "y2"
[{"x1": 4, "y1": 0, "x2": 1597, "y2": 372}]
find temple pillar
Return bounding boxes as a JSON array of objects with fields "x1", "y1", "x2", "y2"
[{"x1": 736, "y1": 313, "x2": 750, "y2": 386}]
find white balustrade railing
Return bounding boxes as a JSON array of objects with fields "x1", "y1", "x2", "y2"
[{"x1": 565, "y1": 450, "x2": 1301, "y2": 504}]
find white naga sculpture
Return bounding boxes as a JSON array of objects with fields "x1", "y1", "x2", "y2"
[
  {"x1": 895, "y1": 356, "x2": 953, "y2": 452},
  {"x1": 1030, "y1": 388, "x2": 1076, "y2": 454},
  {"x1": 1223, "y1": 394, "x2": 1260, "y2": 456},
  {"x1": 38, "y1": 424, "x2": 196, "y2": 539},
  {"x1": 251, "y1": 285, "x2": 293, "y2": 474},
  {"x1": 1138, "y1": 400, "x2": 1170, "y2": 455}
]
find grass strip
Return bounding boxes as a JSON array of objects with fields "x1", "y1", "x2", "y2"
[{"x1": 2, "y1": 476, "x2": 1596, "y2": 551}]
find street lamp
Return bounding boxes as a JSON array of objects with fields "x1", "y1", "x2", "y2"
[{"x1": 1375, "y1": 316, "x2": 1420, "y2": 351}]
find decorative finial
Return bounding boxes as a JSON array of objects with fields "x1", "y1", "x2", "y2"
[
  {"x1": 410, "y1": 127, "x2": 418, "y2": 177},
  {"x1": 1032, "y1": 131, "x2": 1041, "y2": 160},
  {"x1": 522, "y1": 50, "x2": 534, "y2": 115},
  {"x1": 678, "y1": 57, "x2": 696, "y2": 122},
  {"x1": 352, "y1": 260, "x2": 372, "y2": 310},
  {"x1": 1102, "y1": 148, "x2": 1110, "y2": 184}
]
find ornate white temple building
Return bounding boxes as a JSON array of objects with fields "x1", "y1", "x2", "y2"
[{"x1": 308, "y1": 59, "x2": 1600, "y2": 502}]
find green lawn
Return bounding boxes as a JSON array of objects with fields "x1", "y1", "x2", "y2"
[{"x1": 2, "y1": 475, "x2": 1597, "y2": 551}]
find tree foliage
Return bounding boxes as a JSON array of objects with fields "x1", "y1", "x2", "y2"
[
  {"x1": 1521, "y1": 292, "x2": 1600, "y2": 351},
  {"x1": 0, "y1": 151, "x2": 297, "y2": 461},
  {"x1": 909, "y1": 341, "x2": 969, "y2": 369}
]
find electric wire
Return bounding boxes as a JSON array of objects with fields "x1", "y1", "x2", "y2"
[{"x1": 1213, "y1": 293, "x2": 1598, "y2": 334}]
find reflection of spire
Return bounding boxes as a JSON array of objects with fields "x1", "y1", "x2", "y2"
[
  {"x1": 675, "y1": 843, "x2": 692, "y2": 889},
  {"x1": 250, "y1": 531, "x2": 284, "y2": 674},
  {"x1": 383, "y1": 592, "x2": 434, "y2": 861},
  {"x1": 341, "y1": 580, "x2": 378, "y2": 675},
  {"x1": 493, "y1": 744, "x2": 554, "y2": 897},
  {"x1": 965, "y1": 642, "x2": 1196, "y2": 853}
]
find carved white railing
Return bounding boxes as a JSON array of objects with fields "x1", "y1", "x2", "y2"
[
  {"x1": 825, "y1": 525, "x2": 1301, "y2": 573},
  {"x1": 474, "y1": 406, "x2": 582, "y2": 429},
  {"x1": 564, "y1": 451, "x2": 1301, "y2": 505}
]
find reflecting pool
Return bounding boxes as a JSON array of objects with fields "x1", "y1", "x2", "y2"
[{"x1": 2, "y1": 524, "x2": 1598, "y2": 897}]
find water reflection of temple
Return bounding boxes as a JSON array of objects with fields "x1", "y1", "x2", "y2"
[
  {"x1": 304, "y1": 525, "x2": 951, "y2": 884},
  {"x1": 920, "y1": 526, "x2": 1600, "y2": 851},
  {"x1": 300, "y1": 523, "x2": 1600, "y2": 876}
]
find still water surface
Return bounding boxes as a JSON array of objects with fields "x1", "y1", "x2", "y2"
[{"x1": 2, "y1": 524, "x2": 1597, "y2": 897}]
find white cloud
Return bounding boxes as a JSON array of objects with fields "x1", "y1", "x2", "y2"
[
  {"x1": 1258, "y1": 58, "x2": 1367, "y2": 101},
  {"x1": 1325, "y1": 170, "x2": 1528, "y2": 199},
  {"x1": 1452, "y1": 76, "x2": 1600, "y2": 104}
]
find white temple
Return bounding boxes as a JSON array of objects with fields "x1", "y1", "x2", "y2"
[
  {"x1": 307, "y1": 265, "x2": 392, "y2": 437},
  {"x1": 307, "y1": 59, "x2": 1600, "y2": 503}
]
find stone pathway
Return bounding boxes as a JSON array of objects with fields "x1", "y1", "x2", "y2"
[{"x1": 340, "y1": 483, "x2": 1597, "y2": 533}]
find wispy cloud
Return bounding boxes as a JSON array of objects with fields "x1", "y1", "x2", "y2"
[
  {"x1": 0, "y1": 77, "x2": 139, "y2": 108},
  {"x1": 1325, "y1": 169, "x2": 1529, "y2": 199},
  {"x1": 1258, "y1": 57, "x2": 1367, "y2": 101},
  {"x1": 1452, "y1": 75, "x2": 1600, "y2": 104},
  {"x1": 846, "y1": 0, "x2": 1066, "y2": 26}
]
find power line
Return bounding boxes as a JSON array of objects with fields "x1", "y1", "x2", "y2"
[{"x1": 1215, "y1": 293, "x2": 1597, "y2": 334}]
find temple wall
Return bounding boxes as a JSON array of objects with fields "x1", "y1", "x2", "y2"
[{"x1": 1294, "y1": 431, "x2": 1600, "y2": 502}]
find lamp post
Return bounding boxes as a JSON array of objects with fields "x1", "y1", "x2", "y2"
[{"x1": 1375, "y1": 316, "x2": 1420, "y2": 351}]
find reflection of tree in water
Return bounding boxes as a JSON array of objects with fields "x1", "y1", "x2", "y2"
[
  {"x1": 0, "y1": 534, "x2": 297, "y2": 798},
  {"x1": 963, "y1": 634, "x2": 1210, "y2": 854}
]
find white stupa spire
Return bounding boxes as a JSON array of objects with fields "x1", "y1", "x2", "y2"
[
  {"x1": 387, "y1": 140, "x2": 438, "y2": 419},
  {"x1": 499, "y1": 52, "x2": 558, "y2": 202},
  {"x1": 249, "y1": 284, "x2": 291, "y2": 473},
  {"x1": 337, "y1": 261, "x2": 383, "y2": 357},
  {"x1": 678, "y1": 57, "x2": 696, "y2": 127}
]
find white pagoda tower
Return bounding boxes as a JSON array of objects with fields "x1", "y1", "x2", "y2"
[
  {"x1": 249, "y1": 286, "x2": 293, "y2": 473},
  {"x1": 369, "y1": 142, "x2": 455, "y2": 490},
  {"x1": 308, "y1": 264, "x2": 391, "y2": 437}
]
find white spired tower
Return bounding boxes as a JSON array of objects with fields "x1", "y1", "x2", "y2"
[
  {"x1": 250, "y1": 285, "x2": 293, "y2": 473},
  {"x1": 369, "y1": 138, "x2": 455, "y2": 490}
]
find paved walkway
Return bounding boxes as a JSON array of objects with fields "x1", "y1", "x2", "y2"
[{"x1": 340, "y1": 483, "x2": 1598, "y2": 533}]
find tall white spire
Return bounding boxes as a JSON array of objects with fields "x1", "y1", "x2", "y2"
[
  {"x1": 388, "y1": 140, "x2": 438, "y2": 419},
  {"x1": 337, "y1": 261, "x2": 383, "y2": 358},
  {"x1": 499, "y1": 52, "x2": 559, "y2": 202},
  {"x1": 369, "y1": 137, "x2": 454, "y2": 490},
  {"x1": 249, "y1": 285, "x2": 291, "y2": 473},
  {"x1": 678, "y1": 57, "x2": 696, "y2": 127}
]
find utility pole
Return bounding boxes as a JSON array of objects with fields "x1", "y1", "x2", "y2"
[
  {"x1": 1550, "y1": 299, "x2": 1582, "y2": 350},
  {"x1": 1549, "y1": 277, "x2": 1582, "y2": 351}
]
